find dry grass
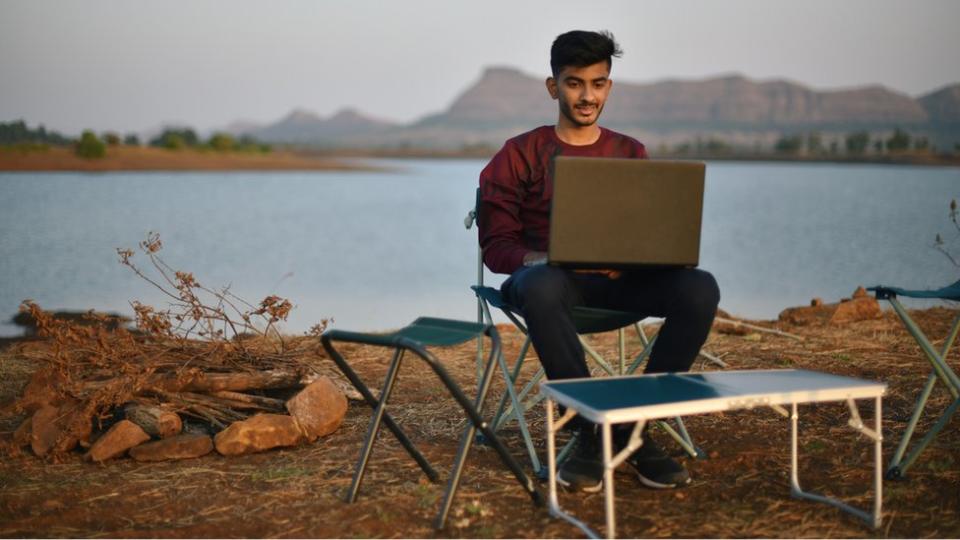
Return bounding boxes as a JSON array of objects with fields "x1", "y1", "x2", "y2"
[
  {"x1": 0, "y1": 146, "x2": 377, "y2": 172},
  {"x1": 1, "y1": 307, "x2": 958, "y2": 538}
]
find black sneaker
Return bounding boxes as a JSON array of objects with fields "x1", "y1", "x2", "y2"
[
  {"x1": 625, "y1": 436, "x2": 691, "y2": 489},
  {"x1": 557, "y1": 427, "x2": 603, "y2": 493}
]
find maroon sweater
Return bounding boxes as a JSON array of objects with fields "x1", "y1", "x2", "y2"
[{"x1": 478, "y1": 125, "x2": 648, "y2": 274}]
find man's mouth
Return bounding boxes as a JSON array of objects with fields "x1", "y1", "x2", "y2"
[{"x1": 575, "y1": 104, "x2": 596, "y2": 115}]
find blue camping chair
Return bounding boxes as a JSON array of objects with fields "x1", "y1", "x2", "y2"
[
  {"x1": 869, "y1": 280, "x2": 960, "y2": 479},
  {"x1": 465, "y1": 189, "x2": 715, "y2": 476}
]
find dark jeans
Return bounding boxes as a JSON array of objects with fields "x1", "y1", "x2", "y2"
[{"x1": 501, "y1": 265, "x2": 720, "y2": 381}]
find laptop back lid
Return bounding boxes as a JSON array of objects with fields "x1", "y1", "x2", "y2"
[{"x1": 548, "y1": 157, "x2": 705, "y2": 269}]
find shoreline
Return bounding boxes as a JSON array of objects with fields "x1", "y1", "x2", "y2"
[
  {"x1": 0, "y1": 146, "x2": 383, "y2": 172},
  {"x1": 2, "y1": 145, "x2": 958, "y2": 171}
]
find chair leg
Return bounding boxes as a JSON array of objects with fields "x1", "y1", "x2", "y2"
[
  {"x1": 322, "y1": 337, "x2": 440, "y2": 484},
  {"x1": 494, "y1": 340, "x2": 542, "y2": 474},
  {"x1": 347, "y1": 348, "x2": 406, "y2": 503},
  {"x1": 883, "y1": 301, "x2": 960, "y2": 478},
  {"x1": 415, "y1": 337, "x2": 542, "y2": 529}
]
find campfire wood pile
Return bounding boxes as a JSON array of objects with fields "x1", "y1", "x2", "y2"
[
  {"x1": 6, "y1": 304, "x2": 349, "y2": 462},
  {"x1": 3, "y1": 233, "x2": 348, "y2": 463}
]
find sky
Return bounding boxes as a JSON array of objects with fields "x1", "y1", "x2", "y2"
[{"x1": 2, "y1": 0, "x2": 959, "y2": 136}]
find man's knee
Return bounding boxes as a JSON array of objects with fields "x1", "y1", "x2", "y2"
[
  {"x1": 676, "y1": 269, "x2": 720, "y2": 317},
  {"x1": 506, "y1": 265, "x2": 573, "y2": 311}
]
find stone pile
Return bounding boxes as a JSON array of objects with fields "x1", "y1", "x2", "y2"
[
  {"x1": 778, "y1": 286, "x2": 884, "y2": 326},
  {"x1": 11, "y1": 375, "x2": 348, "y2": 463}
]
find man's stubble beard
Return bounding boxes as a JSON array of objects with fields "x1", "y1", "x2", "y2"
[{"x1": 559, "y1": 99, "x2": 605, "y2": 128}]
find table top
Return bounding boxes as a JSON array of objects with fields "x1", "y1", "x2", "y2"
[{"x1": 540, "y1": 369, "x2": 886, "y2": 424}]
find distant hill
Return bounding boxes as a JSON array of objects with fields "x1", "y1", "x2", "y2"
[
  {"x1": 249, "y1": 108, "x2": 396, "y2": 144},
  {"x1": 241, "y1": 68, "x2": 960, "y2": 150}
]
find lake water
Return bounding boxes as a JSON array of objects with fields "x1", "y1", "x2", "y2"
[{"x1": 0, "y1": 160, "x2": 957, "y2": 337}]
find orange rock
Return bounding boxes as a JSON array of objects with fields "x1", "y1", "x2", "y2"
[
  {"x1": 31, "y1": 401, "x2": 91, "y2": 457},
  {"x1": 852, "y1": 286, "x2": 869, "y2": 299},
  {"x1": 129, "y1": 433, "x2": 213, "y2": 462},
  {"x1": 214, "y1": 414, "x2": 305, "y2": 456},
  {"x1": 810, "y1": 298, "x2": 823, "y2": 307},
  {"x1": 85, "y1": 420, "x2": 150, "y2": 462},
  {"x1": 285, "y1": 376, "x2": 348, "y2": 441},
  {"x1": 778, "y1": 304, "x2": 832, "y2": 326},
  {"x1": 830, "y1": 297, "x2": 883, "y2": 324},
  {"x1": 13, "y1": 416, "x2": 33, "y2": 447},
  {"x1": 30, "y1": 405, "x2": 61, "y2": 457}
]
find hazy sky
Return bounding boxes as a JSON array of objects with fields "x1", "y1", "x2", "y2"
[{"x1": 2, "y1": 0, "x2": 959, "y2": 135}]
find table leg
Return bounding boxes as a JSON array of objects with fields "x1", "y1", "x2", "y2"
[{"x1": 601, "y1": 422, "x2": 616, "y2": 539}]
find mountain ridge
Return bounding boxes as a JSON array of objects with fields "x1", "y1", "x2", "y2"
[{"x1": 239, "y1": 68, "x2": 960, "y2": 148}]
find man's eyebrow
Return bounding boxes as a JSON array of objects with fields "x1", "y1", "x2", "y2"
[{"x1": 562, "y1": 75, "x2": 608, "y2": 83}]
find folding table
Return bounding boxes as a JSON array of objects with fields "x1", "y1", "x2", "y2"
[{"x1": 541, "y1": 369, "x2": 886, "y2": 539}]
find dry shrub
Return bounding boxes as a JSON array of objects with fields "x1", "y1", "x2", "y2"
[{"x1": 6, "y1": 232, "x2": 332, "y2": 459}]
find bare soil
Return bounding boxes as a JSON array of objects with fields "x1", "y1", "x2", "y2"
[{"x1": 1, "y1": 307, "x2": 958, "y2": 538}]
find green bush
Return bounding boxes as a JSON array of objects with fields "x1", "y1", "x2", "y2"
[
  {"x1": 75, "y1": 130, "x2": 106, "y2": 159},
  {"x1": 208, "y1": 132, "x2": 236, "y2": 152}
]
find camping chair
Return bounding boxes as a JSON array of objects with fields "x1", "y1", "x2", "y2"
[
  {"x1": 869, "y1": 280, "x2": 960, "y2": 479},
  {"x1": 320, "y1": 317, "x2": 543, "y2": 529},
  {"x1": 465, "y1": 189, "x2": 717, "y2": 476}
]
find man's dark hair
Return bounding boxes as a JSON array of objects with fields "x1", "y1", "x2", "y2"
[{"x1": 550, "y1": 30, "x2": 622, "y2": 77}]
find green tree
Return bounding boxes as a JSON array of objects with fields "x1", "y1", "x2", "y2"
[
  {"x1": 774, "y1": 135, "x2": 803, "y2": 155},
  {"x1": 75, "y1": 130, "x2": 106, "y2": 159},
  {"x1": 208, "y1": 132, "x2": 236, "y2": 152},
  {"x1": 886, "y1": 127, "x2": 911, "y2": 152},
  {"x1": 103, "y1": 132, "x2": 121, "y2": 146},
  {"x1": 913, "y1": 136, "x2": 930, "y2": 151},
  {"x1": 845, "y1": 131, "x2": 870, "y2": 155},
  {"x1": 150, "y1": 128, "x2": 199, "y2": 149},
  {"x1": 123, "y1": 134, "x2": 140, "y2": 146},
  {"x1": 806, "y1": 132, "x2": 823, "y2": 155}
]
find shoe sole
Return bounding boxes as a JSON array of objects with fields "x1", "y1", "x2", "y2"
[
  {"x1": 631, "y1": 464, "x2": 692, "y2": 490},
  {"x1": 557, "y1": 474, "x2": 603, "y2": 493}
]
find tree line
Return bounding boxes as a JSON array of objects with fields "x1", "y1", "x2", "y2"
[{"x1": 1, "y1": 120, "x2": 270, "y2": 159}]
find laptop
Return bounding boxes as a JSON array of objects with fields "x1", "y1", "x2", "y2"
[{"x1": 548, "y1": 157, "x2": 705, "y2": 269}]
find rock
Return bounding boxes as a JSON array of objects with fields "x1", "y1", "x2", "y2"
[
  {"x1": 85, "y1": 420, "x2": 150, "y2": 462},
  {"x1": 122, "y1": 404, "x2": 182, "y2": 438},
  {"x1": 830, "y1": 296, "x2": 883, "y2": 324},
  {"x1": 214, "y1": 414, "x2": 305, "y2": 456},
  {"x1": 13, "y1": 416, "x2": 32, "y2": 447},
  {"x1": 285, "y1": 376, "x2": 348, "y2": 441},
  {"x1": 852, "y1": 286, "x2": 869, "y2": 299},
  {"x1": 129, "y1": 433, "x2": 213, "y2": 462},
  {"x1": 31, "y1": 401, "x2": 92, "y2": 456},
  {"x1": 810, "y1": 297, "x2": 823, "y2": 307},
  {"x1": 30, "y1": 405, "x2": 61, "y2": 456},
  {"x1": 778, "y1": 304, "x2": 832, "y2": 326}
]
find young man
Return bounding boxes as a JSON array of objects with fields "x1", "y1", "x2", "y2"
[{"x1": 478, "y1": 30, "x2": 720, "y2": 492}]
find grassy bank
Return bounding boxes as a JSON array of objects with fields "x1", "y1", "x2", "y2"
[{"x1": 0, "y1": 146, "x2": 378, "y2": 172}]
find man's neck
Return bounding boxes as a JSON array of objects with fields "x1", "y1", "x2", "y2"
[{"x1": 554, "y1": 123, "x2": 602, "y2": 146}]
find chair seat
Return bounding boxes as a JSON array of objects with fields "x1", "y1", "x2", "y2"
[
  {"x1": 472, "y1": 285, "x2": 643, "y2": 334},
  {"x1": 325, "y1": 317, "x2": 486, "y2": 348},
  {"x1": 869, "y1": 279, "x2": 960, "y2": 300}
]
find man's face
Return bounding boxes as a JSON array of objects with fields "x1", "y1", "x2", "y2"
[{"x1": 547, "y1": 61, "x2": 613, "y2": 128}]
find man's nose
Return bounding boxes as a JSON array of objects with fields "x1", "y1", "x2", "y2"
[{"x1": 580, "y1": 85, "x2": 595, "y2": 103}]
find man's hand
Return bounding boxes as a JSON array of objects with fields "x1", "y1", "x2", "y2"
[
  {"x1": 522, "y1": 251, "x2": 548, "y2": 267},
  {"x1": 574, "y1": 269, "x2": 622, "y2": 279}
]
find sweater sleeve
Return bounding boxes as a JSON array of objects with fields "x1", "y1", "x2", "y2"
[{"x1": 478, "y1": 143, "x2": 529, "y2": 274}]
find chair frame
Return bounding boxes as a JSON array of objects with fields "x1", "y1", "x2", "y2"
[
  {"x1": 465, "y1": 202, "x2": 710, "y2": 476},
  {"x1": 321, "y1": 318, "x2": 543, "y2": 528},
  {"x1": 872, "y1": 289, "x2": 960, "y2": 479}
]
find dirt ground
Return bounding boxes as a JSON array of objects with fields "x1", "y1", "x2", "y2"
[{"x1": 1, "y1": 307, "x2": 958, "y2": 538}]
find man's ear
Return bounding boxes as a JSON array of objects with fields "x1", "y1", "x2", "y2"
[{"x1": 545, "y1": 76, "x2": 558, "y2": 100}]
